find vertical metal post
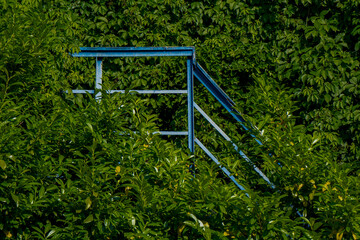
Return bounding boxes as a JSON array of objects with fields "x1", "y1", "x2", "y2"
[
  {"x1": 95, "y1": 57, "x2": 103, "y2": 100},
  {"x1": 187, "y1": 57, "x2": 195, "y2": 153}
]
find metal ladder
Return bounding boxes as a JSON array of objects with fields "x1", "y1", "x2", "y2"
[{"x1": 69, "y1": 47, "x2": 274, "y2": 193}]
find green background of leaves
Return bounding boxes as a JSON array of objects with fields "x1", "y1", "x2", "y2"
[{"x1": 1, "y1": 0, "x2": 360, "y2": 239}]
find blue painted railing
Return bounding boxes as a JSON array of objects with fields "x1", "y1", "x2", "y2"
[{"x1": 69, "y1": 47, "x2": 274, "y2": 193}]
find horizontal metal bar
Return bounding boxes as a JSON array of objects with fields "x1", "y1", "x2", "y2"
[
  {"x1": 79, "y1": 47, "x2": 195, "y2": 52},
  {"x1": 118, "y1": 131, "x2": 187, "y2": 136},
  {"x1": 72, "y1": 47, "x2": 195, "y2": 58},
  {"x1": 195, "y1": 102, "x2": 275, "y2": 188},
  {"x1": 195, "y1": 138, "x2": 248, "y2": 193},
  {"x1": 66, "y1": 90, "x2": 95, "y2": 94},
  {"x1": 107, "y1": 90, "x2": 187, "y2": 94},
  {"x1": 154, "y1": 131, "x2": 188, "y2": 135},
  {"x1": 67, "y1": 90, "x2": 187, "y2": 94},
  {"x1": 72, "y1": 52, "x2": 194, "y2": 58}
]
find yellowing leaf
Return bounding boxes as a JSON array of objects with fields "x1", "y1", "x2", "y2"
[
  {"x1": 224, "y1": 230, "x2": 230, "y2": 236},
  {"x1": 125, "y1": 186, "x2": 132, "y2": 195},
  {"x1": 323, "y1": 181, "x2": 331, "y2": 192},
  {"x1": 310, "y1": 179, "x2": 317, "y2": 188},
  {"x1": 0, "y1": 160, "x2": 6, "y2": 170},
  {"x1": 338, "y1": 196, "x2": 343, "y2": 201},
  {"x1": 4, "y1": 231, "x2": 12, "y2": 238},
  {"x1": 85, "y1": 197, "x2": 92, "y2": 210},
  {"x1": 336, "y1": 231, "x2": 344, "y2": 240},
  {"x1": 352, "y1": 232, "x2": 357, "y2": 240},
  {"x1": 178, "y1": 223, "x2": 186, "y2": 237},
  {"x1": 115, "y1": 166, "x2": 121, "y2": 175}
]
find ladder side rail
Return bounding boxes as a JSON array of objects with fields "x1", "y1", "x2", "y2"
[
  {"x1": 194, "y1": 102, "x2": 275, "y2": 188},
  {"x1": 193, "y1": 63, "x2": 263, "y2": 146},
  {"x1": 195, "y1": 138, "x2": 248, "y2": 195},
  {"x1": 187, "y1": 57, "x2": 195, "y2": 153}
]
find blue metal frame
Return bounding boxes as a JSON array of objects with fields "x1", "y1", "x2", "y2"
[
  {"x1": 193, "y1": 63, "x2": 263, "y2": 146},
  {"x1": 67, "y1": 90, "x2": 187, "y2": 94},
  {"x1": 95, "y1": 57, "x2": 102, "y2": 100},
  {"x1": 194, "y1": 103, "x2": 274, "y2": 188},
  {"x1": 72, "y1": 47, "x2": 195, "y2": 58},
  {"x1": 187, "y1": 57, "x2": 195, "y2": 153},
  {"x1": 69, "y1": 47, "x2": 273, "y2": 193},
  {"x1": 119, "y1": 131, "x2": 188, "y2": 136},
  {"x1": 195, "y1": 138, "x2": 248, "y2": 196}
]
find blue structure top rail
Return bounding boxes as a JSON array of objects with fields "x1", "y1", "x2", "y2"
[{"x1": 72, "y1": 47, "x2": 195, "y2": 58}]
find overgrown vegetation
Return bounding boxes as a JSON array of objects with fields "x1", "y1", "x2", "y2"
[{"x1": 1, "y1": 0, "x2": 360, "y2": 239}]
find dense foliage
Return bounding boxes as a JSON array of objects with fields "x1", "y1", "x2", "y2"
[{"x1": 1, "y1": 0, "x2": 360, "y2": 239}]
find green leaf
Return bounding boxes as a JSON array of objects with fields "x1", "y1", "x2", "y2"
[
  {"x1": 0, "y1": 160, "x2": 6, "y2": 170},
  {"x1": 324, "y1": 94, "x2": 331, "y2": 103},
  {"x1": 46, "y1": 229, "x2": 56, "y2": 238},
  {"x1": 85, "y1": 197, "x2": 92, "y2": 210},
  {"x1": 98, "y1": 16, "x2": 108, "y2": 23},
  {"x1": 84, "y1": 214, "x2": 94, "y2": 224},
  {"x1": 313, "y1": 222, "x2": 322, "y2": 231},
  {"x1": 39, "y1": 186, "x2": 45, "y2": 198},
  {"x1": 355, "y1": 42, "x2": 360, "y2": 51},
  {"x1": 11, "y1": 193, "x2": 19, "y2": 207},
  {"x1": 86, "y1": 122, "x2": 94, "y2": 133}
]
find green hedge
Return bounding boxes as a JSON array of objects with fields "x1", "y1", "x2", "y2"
[{"x1": 1, "y1": 0, "x2": 360, "y2": 239}]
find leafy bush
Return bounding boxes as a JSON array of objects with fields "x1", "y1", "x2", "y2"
[{"x1": 1, "y1": 0, "x2": 360, "y2": 239}]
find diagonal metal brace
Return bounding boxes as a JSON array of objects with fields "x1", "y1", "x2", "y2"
[
  {"x1": 193, "y1": 63, "x2": 263, "y2": 146},
  {"x1": 195, "y1": 138, "x2": 249, "y2": 196},
  {"x1": 194, "y1": 102, "x2": 275, "y2": 188}
]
